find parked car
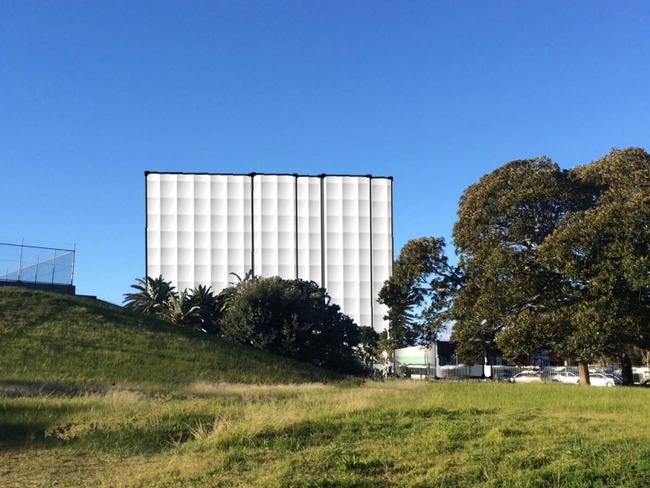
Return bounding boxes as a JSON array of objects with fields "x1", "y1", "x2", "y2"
[
  {"x1": 509, "y1": 371, "x2": 543, "y2": 383},
  {"x1": 632, "y1": 368, "x2": 650, "y2": 385},
  {"x1": 551, "y1": 371, "x2": 579, "y2": 385},
  {"x1": 586, "y1": 373, "x2": 616, "y2": 387},
  {"x1": 642, "y1": 370, "x2": 650, "y2": 386},
  {"x1": 493, "y1": 369, "x2": 517, "y2": 382},
  {"x1": 609, "y1": 374, "x2": 624, "y2": 385}
]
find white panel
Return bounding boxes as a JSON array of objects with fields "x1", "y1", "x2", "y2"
[
  {"x1": 297, "y1": 177, "x2": 322, "y2": 285},
  {"x1": 253, "y1": 175, "x2": 296, "y2": 279},
  {"x1": 355, "y1": 178, "x2": 372, "y2": 329},
  {"x1": 176, "y1": 174, "x2": 195, "y2": 290},
  {"x1": 324, "y1": 176, "x2": 372, "y2": 329},
  {"x1": 147, "y1": 173, "x2": 251, "y2": 296},
  {"x1": 193, "y1": 175, "x2": 211, "y2": 286},
  {"x1": 324, "y1": 177, "x2": 343, "y2": 322},
  {"x1": 371, "y1": 178, "x2": 392, "y2": 332},
  {"x1": 211, "y1": 175, "x2": 252, "y2": 293},
  {"x1": 146, "y1": 173, "x2": 163, "y2": 279},
  {"x1": 155, "y1": 173, "x2": 180, "y2": 286}
]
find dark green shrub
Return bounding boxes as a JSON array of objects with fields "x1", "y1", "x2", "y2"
[
  {"x1": 188, "y1": 285, "x2": 221, "y2": 334},
  {"x1": 219, "y1": 277, "x2": 362, "y2": 373}
]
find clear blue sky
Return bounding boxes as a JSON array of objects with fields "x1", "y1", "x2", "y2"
[{"x1": 2, "y1": 1, "x2": 649, "y2": 304}]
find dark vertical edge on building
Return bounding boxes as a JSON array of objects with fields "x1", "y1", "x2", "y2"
[
  {"x1": 250, "y1": 173, "x2": 255, "y2": 276},
  {"x1": 294, "y1": 174, "x2": 299, "y2": 279},
  {"x1": 319, "y1": 174, "x2": 326, "y2": 289},
  {"x1": 368, "y1": 175, "x2": 374, "y2": 330},
  {"x1": 144, "y1": 171, "x2": 149, "y2": 279}
]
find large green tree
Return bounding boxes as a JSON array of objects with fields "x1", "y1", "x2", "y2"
[
  {"x1": 378, "y1": 237, "x2": 462, "y2": 349},
  {"x1": 450, "y1": 149, "x2": 650, "y2": 385},
  {"x1": 537, "y1": 148, "x2": 650, "y2": 384},
  {"x1": 450, "y1": 157, "x2": 591, "y2": 369}
]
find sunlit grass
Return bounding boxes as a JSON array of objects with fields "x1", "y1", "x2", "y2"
[
  {"x1": 1, "y1": 286, "x2": 648, "y2": 486},
  {"x1": 0, "y1": 286, "x2": 340, "y2": 389},
  {"x1": 1, "y1": 381, "x2": 648, "y2": 487}
]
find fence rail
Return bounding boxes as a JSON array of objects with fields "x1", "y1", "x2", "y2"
[
  {"x1": 0, "y1": 242, "x2": 75, "y2": 286},
  {"x1": 396, "y1": 363, "x2": 632, "y2": 382}
]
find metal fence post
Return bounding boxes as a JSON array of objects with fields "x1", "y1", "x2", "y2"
[
  {"x1": 51, "y1": 250, "x2": 57, "y2": 284},
  {"x1": 70, "y1": 244, "x2": 76, "y2": 285},
  {"x1": 17, "y1": 239, "x2": 24, "y2": 282}
]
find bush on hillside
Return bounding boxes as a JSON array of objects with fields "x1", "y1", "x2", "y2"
[
  {"x1": 124, "y1": 275, "x2": 370, "y2": 373},
  {"x1": 189, "y1": 284, "x2": 221, "y2": 334},
  {"x1": 123, "y1": 276, "x2": 175, "y2": 316},
  {"x1": 163, "y1": 289, "x2": 200, "y2": 328},
  {"x1": 219, "y1": 276, "x2": 363, "y2": 373},
  {"x1": 124, "y1": 277, "x2": 221, "y2": 333}
]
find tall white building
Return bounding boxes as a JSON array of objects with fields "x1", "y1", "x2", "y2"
[{"x1": 145, "y1": 172, "x2": 393, "y2": 332}]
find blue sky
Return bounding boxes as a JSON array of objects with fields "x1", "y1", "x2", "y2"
[{"x1": 2, "y1": 1, "x2": 649, "y2": 304}]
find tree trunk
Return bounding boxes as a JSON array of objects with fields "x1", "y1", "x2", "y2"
[
  {"x1": 621, "y1": 352, "x2": 634, "y2": 386},
  {"x1": 578, "y1": 361, "x2": 590, "y2": 385}
]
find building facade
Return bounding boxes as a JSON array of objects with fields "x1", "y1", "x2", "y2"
[{"x1": 145, "y1": 172, "x2": 393, "y2": 331}]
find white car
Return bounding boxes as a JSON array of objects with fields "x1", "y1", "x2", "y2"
[
  {"x1": 552, "y1": 371, "x2": 580, "y2": 385},
  {"x1": 510, "y1": 371, "x2": 543, "y2": 383},
  {"x1": 587, "y1": 373, "x2": 616, "y2": 387}
]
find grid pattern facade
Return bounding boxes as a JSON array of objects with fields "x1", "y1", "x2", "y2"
[
  {"x1": 323, "y1": 177, "x2": 372, "y2": 329},
  {"x1": 371, "y1": 178, "x2": 392, "y2": 328},
  {"x1": 146, "y1": 173, "x2": 252, "y2": 292},
  {"x1": 146, "y1": 172, "x2": 392, "y2": 332},
  {"x1": 296, "y1": 177, "x2": 322, "y2": 283},
  {"x1": 253, "y1": 175, "x2": 296, "y2": 279}
]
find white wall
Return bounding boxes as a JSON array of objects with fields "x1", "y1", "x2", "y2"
[{"x1": 146, "y1": 173, "x2": 392, "y2": 332}]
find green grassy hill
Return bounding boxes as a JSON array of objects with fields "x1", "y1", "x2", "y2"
[
  {"x1": 2, "y1": 288, "x2": 650, "y2": 487},
  {"x1": 0, "y1": 286, "x2": 340, "y2": 389}
]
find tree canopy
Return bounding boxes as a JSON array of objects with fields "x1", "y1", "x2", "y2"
[
  {"x1": 380, "y1": 148, "x2": 649, "y2": 383},
  {"x1": 378, "y1": 236, "x2": 461, "y2": 349},
  {"x1": 449, "y1": 148, "x2": 650, "y2": 377}
]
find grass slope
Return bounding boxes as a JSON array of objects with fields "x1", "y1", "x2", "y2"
[
  {"x1": 0, "y1": 286, "x2": 340, "y2": 389},
  {"x1": 1, "y1": 286, "x2": 649, "y2": 487}
]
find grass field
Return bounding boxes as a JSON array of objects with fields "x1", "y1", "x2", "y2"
[
  {"x1": 2, "y1": 381, "x2": 649, "y2": 487},
  {"x1": 1, "y1": 287, "x2": 649, "y2": 487}
]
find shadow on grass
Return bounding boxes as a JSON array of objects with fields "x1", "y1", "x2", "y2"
[
  {"x1": 0, "y1": 379, "x2": 107, "y2": 398},
  {"x1": 220, "y1": 406, "x2": 497, "y2": 452},
  {"x1": 0, "y1": 398, "x2": 216, "y2": 455},
  {"x1": 0, "y1": 401, "x2": 95, "y2": 449}
]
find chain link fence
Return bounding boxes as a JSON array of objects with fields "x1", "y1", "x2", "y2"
[{"x1": 0, "y1": 242, "x2": 75, "y2": 285}]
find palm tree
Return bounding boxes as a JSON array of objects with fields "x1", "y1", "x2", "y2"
[
  {"x1": 189, "y1": 284, "x2": 220, "y2": 334},
  {"x1": 123, "y1": 276, "x2": 175, "y2": 316},
  {"x1": 164, "y1": 289, "x2": 200, "y2": 327},
  {"x1": 228, "y1": 269, "x2": 255, "y2": 285}
]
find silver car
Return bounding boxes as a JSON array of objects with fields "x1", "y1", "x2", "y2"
[
  {"x1": 509, "y1": 371, "x2": 543, "y2": 383},
  {"x1": 552, "y1": 371, "x2": 580, "y2": 385},
  {"x1": 587, "y1": 373, "x2": 616, "y2": 387}
]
